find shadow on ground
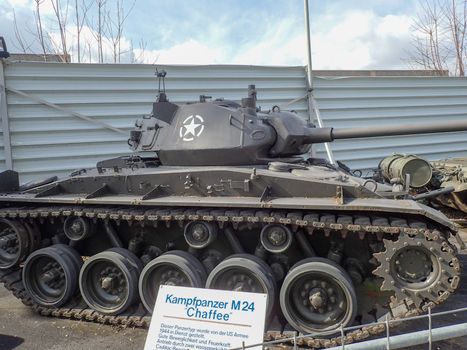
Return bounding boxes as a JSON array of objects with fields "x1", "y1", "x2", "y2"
[{"x1": 0, "y1": 334, "x2": 24, "y2": 350}]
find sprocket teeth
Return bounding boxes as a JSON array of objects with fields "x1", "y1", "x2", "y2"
[
  {"x1": 372, "y1": 226, "x2": 460, "y2": 313},
  {"x1": 372, "y1": 251, "x2": 386, "y2": 259},
  {"x1": 380, "y1": 279, "x2": 393, "y2": 291},
  {"x1": 372, "y1": 265, "x2": 384, "y2": 275},
  {"x1": 394, "y1": 290, "x2": 408, "y2": 303}
]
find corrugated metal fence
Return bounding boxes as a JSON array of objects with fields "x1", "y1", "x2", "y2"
[{"x1": 1, "y1": 61, "x2": 466, "y2": 183}]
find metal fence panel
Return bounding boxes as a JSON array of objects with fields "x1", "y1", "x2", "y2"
[
  {"x1": 1, "y1": 61, "x2": 467, "y2": 183},
  {"x1": 312, "y1": 76, "x2": 467, "y2": 171},
  {"x1": 3, "y1": 62, "x2": 307, "y2": 183},
  {"x1": 0, "y1": 123, "x2": 4, "y2": 173},
  {"x1": 0, "y1": 62, "x2": 7, "y2": 173}
]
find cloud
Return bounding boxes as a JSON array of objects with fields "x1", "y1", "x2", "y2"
[
  {"x1": 1, "y1": 0, "x2": 134, "y2": 63},
  {"x1": 136, "y1": 9, "x2": 413, "y2": 69},
  {"x1": 0, "y1": 1, "x2": 415, "y2": 69},
  {"x1": 0, "y1": 1, "x2": 38, "y2": 53},
  {"x1": 4, "y1": 0, "x2": 30, "y2": 7},
  {"x1": 231, "y1": 18, "x2": 306, "y2": 66},
  {"x1": 47, "y1": 24, "x2": 134, "y2": 63},
  {"x1": 134, "y1": 39, "x2": 225, "y2": 65},
  {"x1": 311, "y1": 10, "x2": 413, "y2": 69},
  {"x1": 3, "y1": 0, "x2": 55, "y2": 14}
]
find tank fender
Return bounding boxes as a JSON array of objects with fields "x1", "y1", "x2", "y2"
[{"x1": 413, "y1": 201, "x2": 457, "y2": 231}]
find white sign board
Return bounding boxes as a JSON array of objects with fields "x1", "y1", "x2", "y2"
[{"x1": 144, "y1": 285, "x2": 267, "y2": 350}]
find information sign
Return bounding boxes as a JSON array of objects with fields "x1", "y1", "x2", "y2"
[{"x1": 144, "y1": 285, "x2": 267, "y2": 350}]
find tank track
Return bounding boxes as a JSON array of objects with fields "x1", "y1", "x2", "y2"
[{"x1": 0, "y1": 205, "x2": 461, "y2": 349}]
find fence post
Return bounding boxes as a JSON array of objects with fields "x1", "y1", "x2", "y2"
[
  {"x1": 386, "y1": 314, "x2": 391, "y2": 350},
  {"x1": 428, "y1": 306, "x2": 433, "y2": 350},
  {"x1": 0, "y1": 59, "x2": 13, "y2": 170}
]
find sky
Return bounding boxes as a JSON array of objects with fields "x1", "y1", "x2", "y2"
[{"x1": 0, "y1": 0, "x2": 420, "y2": 69}]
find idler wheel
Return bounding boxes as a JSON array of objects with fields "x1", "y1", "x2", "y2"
[
  {"x1": 0, "y1": 219, "x2": 30, "y2": 269},
  {"x1": 79, "y1": 248, "x2": 142, "y2": 315},
  {"x1": 64, "y1": 216, "x2": 93, "y2": 241},
  {"x1": 260, "y1": 224, "x2": 293, "y2": 253},
  {"x1": 139, "y1": 250, "x2": 207, "y2": 313},
  {"x1": 205, "y1": 254, "x2": 277, "y2": 318},
  {"x1": 23, "y1": 244, "x2": 83, "y2": 307},
  {"x1": 184, "y1": 221, "x2": 218, "y2": 249},
  {"x1": 280, "y1": 257, "x2": 357, "y2": 335}
]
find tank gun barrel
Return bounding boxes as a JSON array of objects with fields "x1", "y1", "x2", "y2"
[
  {"x1": 331, "y1": 120, "x2": 467, "y2": 140},
  {"x1": 304, "y1": 120, "x2": 467, "y2": 144}
]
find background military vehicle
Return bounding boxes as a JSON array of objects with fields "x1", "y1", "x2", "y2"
[
  {"x1": 0, "y1": 82, "x2": 466, "y2": 347},
  {"x1": 430, "y1": 157, "x2": 466, "y2": 225},
  {"x1": 376, "y1": 154, "x2": 466, "y2": 228}
]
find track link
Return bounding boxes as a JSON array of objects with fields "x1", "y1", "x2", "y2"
[{"x1": 0, "y1": 205, "x2": 462, "y2": 349}]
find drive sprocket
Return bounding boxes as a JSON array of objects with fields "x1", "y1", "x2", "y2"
[{"x1": 373, "y1": 229, "x2": 461, "y2": 310}]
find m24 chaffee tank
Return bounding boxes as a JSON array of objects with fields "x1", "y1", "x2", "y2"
[{"x1": 0, "y1": 83, "x2": 466, "y2": 347}]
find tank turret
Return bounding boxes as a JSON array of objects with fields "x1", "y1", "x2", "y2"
[{"x1": 129, "y1": 85, "x2": 467, "y2": 166}]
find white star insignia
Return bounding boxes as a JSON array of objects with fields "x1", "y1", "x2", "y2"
[{"x1": 179, "y1": 115, "x2": 205, "y2": 141}]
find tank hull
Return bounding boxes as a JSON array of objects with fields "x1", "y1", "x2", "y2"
[
  {"x1": 0, "y1": 164, "x2": 462, "y2": 347},
  {"x1": 0, "y1": 165, "x2": 456, "y2": 230}
]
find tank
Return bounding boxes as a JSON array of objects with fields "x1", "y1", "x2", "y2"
[
  {"x1": 377, "y1": 154, "x2": 466, "y2": 228},
  {"x1": 0, "y1": 83, "x2": 466, "y2": 347},
  {"x1": 431, "y1": 157, "x2": 466, "y2": 221}
]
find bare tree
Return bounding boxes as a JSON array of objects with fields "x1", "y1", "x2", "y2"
[
  {"x1": 83, "y1": 0, "x2": 107, "y2": 62},
  {"x1": 74, "y1": 0, "x2": 92, "y2": 63},
  {"x1": 12, "y1": 9, "x2": 34, "y2": 53},
  {"x1": 130, "y1": 39, "x2": 149, "y2": 64},
  {"x1": 33, "y1": 0, "x2": 49, "y2": 60},
  {"x1": 96, "y1": 0, "x2": 107, "y2": 63},
  {"x1": 408, "y1": 0, "x2": 467, "y2": 76},
  {"x1": 86, "y1": 39, "x2": 92, "y2": 62},
  {"x1": 410, "y1": 1, "x2": 447, "y2": 72},
  {"x1": 50, "y1": 0, "x2": 71, "y2": 62},
  {"x1": 8, "y1": 0, "x2": 144, "y2": 64},
  {"x1": 444, "y1": 0, "x2": 467, "y2": 75},
  {"x1": 106, "y1": 0, "x2": 136, "y2": 63}
]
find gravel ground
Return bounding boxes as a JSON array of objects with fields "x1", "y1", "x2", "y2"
[
  {"x1": 0, "y1": 286, "x2": 147, "y2": 350},
  {"x1": 1, "y1": 230, "x2": 466, "y2": 350}
]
